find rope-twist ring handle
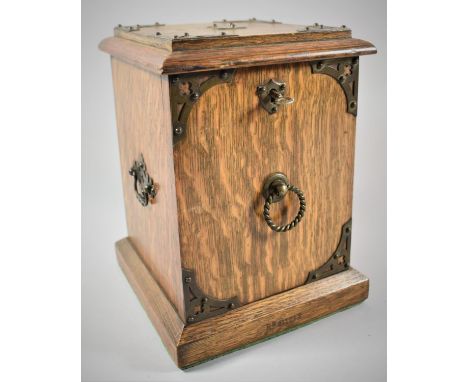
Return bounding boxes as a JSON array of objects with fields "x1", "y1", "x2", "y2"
[{"x1": 262, "y1": 173, "x2": 306, "y2": 233}]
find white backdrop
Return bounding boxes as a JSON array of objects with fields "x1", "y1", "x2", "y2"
[{"x1": 82, "y1": 0, "x2": 386, "y2": 380}]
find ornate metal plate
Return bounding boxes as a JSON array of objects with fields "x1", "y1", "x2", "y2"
[
  {"x1": 311, "y1": 58, "x2": 359, "y2": 116},
  {"x1": 182, "y1": 269, "x2": 240, "y2": 325},
  {"x1": 169, "y1": 69, "x2": 236, "y2": 145},
  {"x1": 305, "y1": 219, "x2": 352, "y2": 283}
]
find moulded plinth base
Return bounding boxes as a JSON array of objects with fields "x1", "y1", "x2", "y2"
[{"x1": 116, "y1": 237, "x2": 369, "y2": 369}]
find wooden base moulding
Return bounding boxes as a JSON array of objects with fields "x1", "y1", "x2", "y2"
[{"x1": 116, "y1": 237, "x2": 369, "y2": 369}]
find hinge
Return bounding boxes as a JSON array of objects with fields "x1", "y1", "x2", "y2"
[{"x1": 114, "y1": 22, "x2": 165, "y2": 32}]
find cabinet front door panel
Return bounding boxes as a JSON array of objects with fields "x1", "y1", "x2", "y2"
[{"x1": 173, "y1": 63, "x2": 356, "y2": 305}]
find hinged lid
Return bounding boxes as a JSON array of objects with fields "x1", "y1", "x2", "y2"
[
  {"x1": 100, "y1": 19, "x2": 376, "y2": 75},
  {"x1": 114, "y1": 19, "x2": 352, "y2": 51}
]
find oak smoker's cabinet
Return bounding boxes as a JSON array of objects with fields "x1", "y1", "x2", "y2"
[{"x1": 100, "y1": 19, "x2": 377, "y2": 368}]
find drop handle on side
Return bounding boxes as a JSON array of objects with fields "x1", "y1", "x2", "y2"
[{"x1": 129, "y1": 154, "x2": 158, "y2": 207}]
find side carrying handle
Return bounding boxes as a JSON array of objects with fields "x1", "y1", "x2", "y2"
[
  {"x1": 262, "y1": 172, "x2": 306, "y2": 232},
  {"x1": 129, "y1": 154, "x2": 158, "y2": 207}
]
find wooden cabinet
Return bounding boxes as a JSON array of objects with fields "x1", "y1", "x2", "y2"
[{"x1": 100, "y1": 19, "x2": 376, "y2": 368}]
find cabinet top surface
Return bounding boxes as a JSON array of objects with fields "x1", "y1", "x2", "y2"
[
  {"x1": 114, "y1": 19, "x2": 352, "y2": 51},
  {"x1": 101, "y1": 19, "x2": 376, "y2": 75}
]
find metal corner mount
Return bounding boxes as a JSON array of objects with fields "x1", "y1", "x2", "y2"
[
  {"x1": 182, "y1": 268, "x2": 240, "y2": 325},
  {"x1": 310, "y1": 58, "x2": 359, "y2": 116},
  {"x1": 170, "y1": 69, "x2": 236, "y2": 145},
  {"x1": 305, "y1": 219, "x2": 352, "y2": 284}
]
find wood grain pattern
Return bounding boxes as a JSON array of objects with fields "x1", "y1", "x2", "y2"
[
  {"x1": 99, "y1": 37, "x2": 170, "y2": 75},
  {"x1": 178, "y1": 266, "x2": 368, "y2": 368},
  {"x1": 173, "y1": 63, "x2": 356, "y2": 305},
  {"x1": 163, "y1": 39, "x2": 376, "y2": 74},
  {"x1": 111, "y1": 58, "x2": 185, "y2": 318},
  {"x1": 116, "y1": 236, "x2": 368, "y2": 368},
  {"x1": 170, "y1": 30, "x2": 351, "y2": 51},
  {"x1": 100, "y1": 37, "x2": 376, "y2": 75},
  {"x1": 116, "y1": 238, "x2": 184, "y2": 361}
]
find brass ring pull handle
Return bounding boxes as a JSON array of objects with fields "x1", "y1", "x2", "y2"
[
  {"x1": 129, "y1": 154, "x2": 158, "y2": 207},
  {"x1": 262, "y1": 172, "x2": 306, "y2": 232}
]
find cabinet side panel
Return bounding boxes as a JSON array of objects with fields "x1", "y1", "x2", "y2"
[
  {"x1": 174, "y1": 63, "x2": 356, "y2": 305},
  {"x1": 111, "y1": 58, "x2": 185, "y2": 318}
]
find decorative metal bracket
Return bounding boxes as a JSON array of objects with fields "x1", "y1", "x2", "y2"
[
  {"x1": 182, "y1": 268, "x2": 240, "y2": 325},
  {"x1": 129, "y1": 154, "x2": 158, "y2": 207},
  {"x1": 310, "y1": 58, "x2": 359, "y2": 116},
  {"x1": 169, "y1": 70, "x2": 236, "y2": 145},
  {"x1": 305, "y1": 219, "x2": 352, "y2": 284}
]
